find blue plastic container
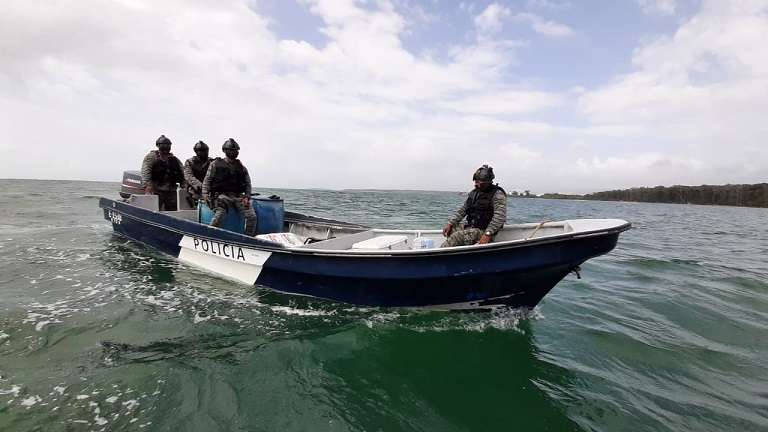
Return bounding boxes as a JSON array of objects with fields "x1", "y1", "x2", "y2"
[
  {"x1": 199, "y1": 202, "x2": 245, "y2": 233},
  {"x1": 198, "y1": 197, "x2": 284, "y2": 235},
  {"x1": 252, "y1": 197, "x2": 284, "y2": 234}
]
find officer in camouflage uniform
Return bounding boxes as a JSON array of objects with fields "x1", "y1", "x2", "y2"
[
  {"x1": 141, "y1": 135, "x2": 185, "y2": 211},
  {"x1": 183, "y1": 141, "x2": 213, "y2": 206},
  {"x1": 202, "y1": 138, "x2": 258, "y2": 236},
  {"x1": 441, "y1": 165, "x2": 507, "y2": 247}
]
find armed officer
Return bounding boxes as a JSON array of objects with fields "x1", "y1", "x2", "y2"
[
  {"x1": 202, "y1": 138, "x2": 258, "y2": 236},
  {"x1": 183, "y1": 141, "x2": 213, "y2": 205},
  {"x1": 441, "y1": 165, "x2": 507, "y2": 247},
  {"x1": 141, "y1": 135, "x2": 185, "y2": 211}
]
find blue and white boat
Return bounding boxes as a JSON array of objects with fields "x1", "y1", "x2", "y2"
[{"x1": 101, "y1": 177, "x2": 630, "y2": 310}]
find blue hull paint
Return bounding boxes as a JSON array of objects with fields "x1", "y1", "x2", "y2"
[
  {"x1": 110, "y1": 208, "x2": 184, "y2": 257},
  {"x1": 100, "y1": 197, "x2": 627, "y2": 309},
  {"x1": 258, "y1": 234, "x2": 617, "y2": 307}
]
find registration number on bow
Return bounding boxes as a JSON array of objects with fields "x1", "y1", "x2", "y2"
[{"x1": 108, "y1": 210, "x2": 122, "y2": 225}]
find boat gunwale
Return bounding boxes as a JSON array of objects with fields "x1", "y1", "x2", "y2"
[{"x1": 100, "y1": 197, "x2": 631, "y2": 258}]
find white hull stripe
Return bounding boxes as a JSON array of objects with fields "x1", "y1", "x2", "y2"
[{"x1": 177, "y1": 235, "x2": 272, "y2": 284}]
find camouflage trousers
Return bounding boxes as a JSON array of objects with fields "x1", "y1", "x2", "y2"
[
  {"x1": 211, "y1": 194, "x2": 258, "y2": 236},
  {"x1": 155, "y1": 190, "x2": 177, "y2": 211},
  {"x1": 185, "y1": 186, "x2": 202, "y2": 208},
  {"x1": 441, "y1": 227, "x2": 484, "y2": 247}
]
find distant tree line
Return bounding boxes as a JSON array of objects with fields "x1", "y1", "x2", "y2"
[
  {"x1": 538, "y1": 193, "x2": 582, "y2": 200},
  {"x1": 536, "y1": 184, "x2": 768, "y2": 208},
  {"x1": 508, "y1": 190, "x2": 534, "y2": 197}
]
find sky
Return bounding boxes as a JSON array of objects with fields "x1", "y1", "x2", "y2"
[{"x1": 1, "y1": 0, "x2": 767, "y2": 193}]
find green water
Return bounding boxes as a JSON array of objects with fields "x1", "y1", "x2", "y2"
[{"x1": 0, "y1": 179, "x2": 766, "y2": 431}]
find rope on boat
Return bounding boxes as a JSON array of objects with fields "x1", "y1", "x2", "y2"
[
  {"x1": 571, "y1": 266, "x2": 582, "y2": 279},
  {"x1": 526, "y1": 220, "x2": 552, "y2": 240}
]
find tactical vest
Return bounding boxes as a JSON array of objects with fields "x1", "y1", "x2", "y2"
[
  {"x1": 465, "y1": 184, "x2": 505, "y2": 230},
  {"x1": 189, "y1": 156, "x2": 212, "y2": 182},
  {"x1": 209, "y1": 158, "x2": 247, "y2": 194},
  {"x1": 150, "y1": 152, "x2": 183, "y2": 187}
]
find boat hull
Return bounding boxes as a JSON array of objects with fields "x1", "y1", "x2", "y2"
[{"x1": 100, "y1": 198, "x2": 625, "y2": 309}]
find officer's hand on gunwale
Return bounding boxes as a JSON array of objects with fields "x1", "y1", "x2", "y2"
[{"x1": 442, "y1": 224, "x2": 453, "y2": 237}]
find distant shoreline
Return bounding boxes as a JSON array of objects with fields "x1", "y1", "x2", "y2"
[{"x1": 533, "y1": 183, "x2": 768, "y2": 209}]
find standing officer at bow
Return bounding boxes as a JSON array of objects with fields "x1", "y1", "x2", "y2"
[
  {"x1": 141, "y1": 135, "x2": 185, "y2": 211},
  {"x1": 441, "y1": 164, "x2": 507, "y2": 247},
  {"x1": 202, "y1": 138, "x2": 258, "y2": 236},
  {"x1": 183, "y1": 141, "x2": 213, "y2": 206}
]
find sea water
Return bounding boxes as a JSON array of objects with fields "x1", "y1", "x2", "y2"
[{"x1": 0, "y1": 179, "x2": 767, "y2": 431}]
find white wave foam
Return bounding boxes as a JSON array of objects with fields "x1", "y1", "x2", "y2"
[
  {"x1": 122, "y1": 399, "x2": 139, "y2": 410},
  {"x1": 35, "y1": 321, "x2": 55, "y2": 331},
  {"x1": 270, "y1": 306, "x2": 336, "y2": 316},
  {"x1": 363, "y1": 312, "x2": 402, "y2": 328},
  {"x1": 0, "y1": 385, "x2": 22, "y2": 397},
  {"x1": 20, "y1": 395, "x2": 41, "y2": 407},
  {"x1": 192, "y1": 312, "x2": 211, "y2": 323}
]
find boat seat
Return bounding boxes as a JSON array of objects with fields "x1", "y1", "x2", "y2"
[
  {"x1": 177, "y1": 188, "x2": 194, "y2": 210},
  {"x1": 127, "y1": 194, "x2": 159, "y2": 211}
]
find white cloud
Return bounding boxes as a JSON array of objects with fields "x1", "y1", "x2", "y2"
[
  {"x1": 637, "y1": 0, "x2": 677, "y2": 16},
  {"x1": 514, "y1": 13, "x2": 574, "y2": 37},
  {"x1": 576, "y1": 153, "x2": 705, "y2": 177},
  {"x1": 456, "y1": 117, "x2": 557, "y2": 135},
  {"x1": 499, "y1": 143, "x2": 543, "y2": 166},
  {"x1": 564, "y1": 153, "x2": 709, "y2": 190},
  {"x1": 0, "y1": 0, "x2": 561, "y2": 191},
  {"x1": 577, "y1": 0, "x2": 768, "y2": 185},
  {"x1": 473, "y1": 5, "x2": 574, "y2": 38},
  {"x1": 474, "y1": 3, "x2": 511, "y2": 34},
  {"x1": 438, "y1": 90, "x2": 564, "y2": 115}
]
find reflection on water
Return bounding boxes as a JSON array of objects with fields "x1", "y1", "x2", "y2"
[{"x1": 317, "y1": 321, "x2": 583, "y2": 432}]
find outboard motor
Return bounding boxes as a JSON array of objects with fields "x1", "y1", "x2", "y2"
[{"x1": 120, "y1": 170, "x2": 144, "y2": 199}]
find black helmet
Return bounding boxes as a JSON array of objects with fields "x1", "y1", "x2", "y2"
[
  {"x1": 193, "y1": 141, "x2": 209, "y2": 152},
  {"x1": 222, "y1": 138, "x2": 240, "y2": 151},
  {"x1": 473, "y1": 164, "x2": 495, "y2": 182},
  {"x1": 156, "y1": 135, "x2": 172, "y2": 146}
]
